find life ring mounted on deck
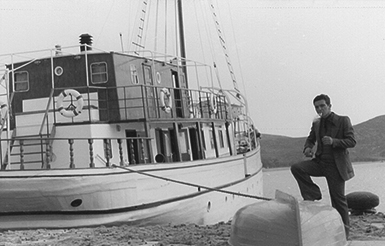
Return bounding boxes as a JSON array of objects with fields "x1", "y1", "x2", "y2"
[
  {"x1": 57, "y1": 89, "x2": 84, "y2": 118},
  {"x1": 210, "y1": 93, "x2": 218, "y2": 115},
  {"x1": 189, "y1": 102, "x2": 195, "y2": 118},
  {"x1": 160, "y1": 87, "x2": 172, "y2": 114}
]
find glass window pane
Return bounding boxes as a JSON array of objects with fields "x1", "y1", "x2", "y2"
[
  {"x1": 14, "y1": 71, "x2": 29, "y2": 92},
  {"x1": 91, "y1": 62, "x2": 108, "y2": 84}
]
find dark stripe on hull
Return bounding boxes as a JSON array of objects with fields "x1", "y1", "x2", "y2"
[{"x1": 0, "y1": 166, "x2": 263, "y2": 217}]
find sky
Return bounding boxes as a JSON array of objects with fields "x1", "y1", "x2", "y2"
[{"x1": 1, "y1": 0, "x2": 385, "y2": 137}]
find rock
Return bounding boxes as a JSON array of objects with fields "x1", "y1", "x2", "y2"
[{"x1": 347, "y1": 191, "x2": 380, "y2": 212}]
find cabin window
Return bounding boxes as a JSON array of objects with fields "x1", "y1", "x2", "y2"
[
  {"x1": 209, "y1": 130, "x2": 215, "y2": 149},
  {"x1": 91, "y1": 62, "x2": 108, "y2": 84},
  {"x1": 178, "y1": 129, "x2": 189, "y2": 153},
  {"x1": 143, "y1": 65, "x2": 152, "y2": 84},
  {"x1": 219, "y1": 129, "x2": 225, "y2": 148},
  {"x1": 14, "y1": 71, "x2": 29, "y2": 92},
  {"x1": 201, "y1": 130, "x2": 206, "y2": 150},
  {"x1": 130, "y1": 64, "x2": 139, "y2": 84}
]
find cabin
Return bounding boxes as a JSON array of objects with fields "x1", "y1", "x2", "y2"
[{"x1": 0, "y1": 34, "x2": 256, "y2": 170}]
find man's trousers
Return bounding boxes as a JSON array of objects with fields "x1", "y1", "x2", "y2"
[{"x1": 290, "y1": 159, "x2": 349, "y2": 231}]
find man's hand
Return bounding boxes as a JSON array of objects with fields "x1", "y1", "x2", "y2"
[
  {"x1": 322, "y1": 136, "x2": 333, "y2": 145},
  {"x1": 303, "y1": 147, "x2": 313, "y2": 157}
]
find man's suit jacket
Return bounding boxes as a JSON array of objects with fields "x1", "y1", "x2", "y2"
[{"x1": 304, "y1": 112, "x2": 356, "y2": 181}]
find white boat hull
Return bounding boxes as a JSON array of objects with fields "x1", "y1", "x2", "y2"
[
  {"x1": 229, "y1": 190, "x2": 347, "y2": 246},
  {"x1": 0, "y1": 148, "x2": 263, "y2": 229}
]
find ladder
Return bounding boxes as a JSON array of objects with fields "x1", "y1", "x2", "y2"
[
  {"x1": 209, "y1": 2, "x2": 240, "y2": 93},
  {"x1": 132, "y1": 0, "x2": 149, "y2": 55}
]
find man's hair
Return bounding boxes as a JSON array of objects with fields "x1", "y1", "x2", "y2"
[{"x1": 313, "y1": 94, "x2": 331, "y2": 105}]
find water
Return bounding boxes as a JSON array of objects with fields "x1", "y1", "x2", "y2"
[{"x1": 263, "y1": 162, "x2": 385, "y2": 212}]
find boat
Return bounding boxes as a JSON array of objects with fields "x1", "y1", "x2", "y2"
[
  {"x1": 229, "y1": 190, "x2": 347, "y2": 246},
  {"x1": 0, "y1": 1, "x2": 263, "y2": 229}
]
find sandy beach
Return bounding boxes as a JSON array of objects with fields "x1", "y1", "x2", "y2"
[{"x1": 0, "y1": 213, "x2": 384, "y2": 246}]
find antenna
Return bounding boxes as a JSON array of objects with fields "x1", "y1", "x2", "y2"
[{"x1": 119, "y1": 33, "x2": 124, "y2": 52}]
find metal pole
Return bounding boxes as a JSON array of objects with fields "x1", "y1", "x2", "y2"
[{"x1": 177, "y1": 0, "x2": 188, "y2": 88}]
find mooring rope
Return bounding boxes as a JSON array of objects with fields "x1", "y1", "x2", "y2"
[{"x1": 112, "y1": 164, "x2": 273, "y2": 201}]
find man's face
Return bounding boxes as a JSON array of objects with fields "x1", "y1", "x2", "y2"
[{"x1": 314, "y1": 99, "x2": 331, "y2": 118}]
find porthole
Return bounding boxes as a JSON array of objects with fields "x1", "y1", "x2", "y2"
[
  {"x1": 54, "y1": 66, "x2": 63, "y2": 76},
  {"x1": 70, "y1": 199, "x2": 82, "y2": 207}
]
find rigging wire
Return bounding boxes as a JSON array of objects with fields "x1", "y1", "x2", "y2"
[
  {"x1": 208, "y1": 0, "x2": 239, "y2": 93},
  {"x1": 143, "y1": 0, "x2": 152, "y2": 52},
  {"x1": 199, "y1": 1, "x2": 217, "y2": 89},
  {"x1": 193, "y1": 3, "x2": 206, "y2": 64},
  {"x1": 130, "y1": 0, "x2": 149, "y2": 54},
  {"x1": 193, "y1": 1, "x2": 212, "y2": 89},
  {"x1": 128, "y1": 1, "x2": 142, "y2": 51},
  {"x1": 210, "y1": 0, "x2": 222, "y2": 90},
  {"x1": 192, "y1": 3, "x2": 204, "y2": 89},
  {"x1": 225, "y1": 0, "x2": 247, "y2": 99},
  {"x1": 97, "y1": 0, "x2": 115, "y2": 46},
  {"x1": 154, "y1": 0, "x2": 160, "y2": 52},
  {"x1": 174, "y1": 0, "x2": 179, "y2": 58},
  {"x1": 113, "y1": 164, "x2": 272, "y2": 201},
  {"x1": 164, "y1": 0, "x2": 168, "y2": 56}
]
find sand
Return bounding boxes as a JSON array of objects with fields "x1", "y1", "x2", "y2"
[
  {"x1": 0, "y1": 222, "x2": 231, "y2": 246},
  {"x1": 0, "y1": 213, "x2": 384, "y2": 245},
  {"x1": 350, "y1": 212, "x2": 385, "y2": 241}
]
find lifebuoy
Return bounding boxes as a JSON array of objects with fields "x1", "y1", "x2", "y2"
[
  {"x1": 57, "y1": 89, "x2": 84, "y2": 118},
  {"x1": 188, "y1": 102, "x2": 195, "y2": 118},
  {"x1": 160, "y1": 88, "x2": 172, "y2": 113},
  {"x1": 210, "y1": 93, "x2": 217, "y2": 114},
  {"x1": 0, "y1": 101, "x2": 8, "y2": 123}
]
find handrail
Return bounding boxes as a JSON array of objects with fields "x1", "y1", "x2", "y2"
[
  {"x1": 46, "y1": 84, "x2": 231, "y2": 123},
  {"x1": 0, "y1": 136, "x2": 152, "y2": 141},
  {"x1": 0, "y1": 130, "x2": 16, "y2": 170},
  {"x1": 0, "y1": 92, "x2": 14, "y2": 169},
  {"x1": 38, "y1": 89, "x2": 55, "y2": 136},
  {"x1": 0, "y1": 92, "x2": 14, "y2": 133},
  {"x1": 0, "y1": 136, "x2": 153, "y2": 170},
  {"x1": 38, "y1": 89, "x2": 56, "y2": 169}
]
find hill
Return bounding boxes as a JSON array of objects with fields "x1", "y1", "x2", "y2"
[{"x1": 260, "y1": 115, "x2": 385, "y2": 168}]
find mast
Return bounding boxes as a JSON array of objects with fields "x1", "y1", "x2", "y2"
[{"x1": 177, "y1": 0, "x2": 188, "y2": 88}]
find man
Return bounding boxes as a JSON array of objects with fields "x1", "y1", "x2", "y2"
[{"x1": 291, "y1": 94, "x2": 356, "y2": 238}]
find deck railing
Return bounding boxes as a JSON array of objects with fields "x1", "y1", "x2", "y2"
[
  {"x1": 0, "y1": 137, "x2": 152, "y2": 170},
  {"x1": 46, "y1": 85, "x2": 230, "y2": 125}
]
